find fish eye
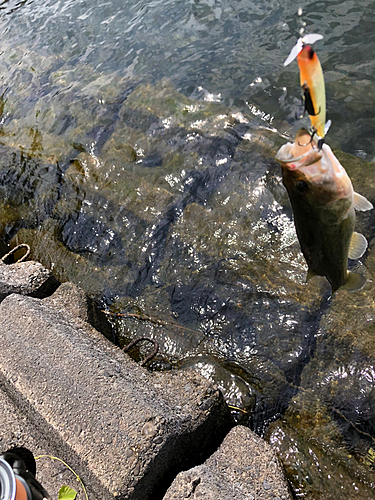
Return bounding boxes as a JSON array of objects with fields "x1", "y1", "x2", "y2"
[{"x1": 296, "y1": 180, "x2": 308, "y2": 193}]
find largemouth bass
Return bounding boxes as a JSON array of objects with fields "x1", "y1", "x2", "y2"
[{"x1": 276, "y1": 129, "x2": 373, "y2": 292}]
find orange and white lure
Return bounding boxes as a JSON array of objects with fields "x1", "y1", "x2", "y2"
[{"x1": 284, "y1": 34, "x2": 331, "y2": 146}]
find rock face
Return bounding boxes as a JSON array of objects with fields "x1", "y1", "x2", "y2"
[
  {"x1": 163, "y1": 425, "x2": 292, "y2": 500},
  {"x1": 0, "y1": 284, "x2": 232, "y2": 500},
  {"x1": 0, "y1": 260, "x2": 59, "y2": 301},
  {"x1": 2, "y1": 78, "x2": 374, "y2": 499}
]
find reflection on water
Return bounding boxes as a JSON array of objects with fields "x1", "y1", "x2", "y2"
[
  {"x1": 0, "y1": 0, "x2": 374, "y2": 498},
  {"x1": 0, "y1": 0, "x2": 374, "y2": 154}
]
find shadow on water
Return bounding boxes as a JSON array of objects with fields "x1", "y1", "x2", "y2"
[
  {"x1": 126, "y1": 130, "x2": 243, "y2": 297},
  {"x1": 283, "y1": 292, "x2": 332, "y2": 388}
]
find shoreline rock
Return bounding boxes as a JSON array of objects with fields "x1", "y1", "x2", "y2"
[
  {"x1": 0, "y1": 260, "x2": 59, "y2": 301},
  {"x1": 0, "y1": 260, "x2": 292, "y2": 499},
  {"x1": 164, "y1": 425, "x2": 292, "y2": 499}
]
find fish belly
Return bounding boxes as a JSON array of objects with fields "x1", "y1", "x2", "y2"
[{"x1": 285, "y1": 184, "x2": 355, "y2": 291}]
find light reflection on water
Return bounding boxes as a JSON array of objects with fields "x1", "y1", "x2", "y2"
[{"x1": 0, "y1": 0, "x2": 373, "y2": 154}]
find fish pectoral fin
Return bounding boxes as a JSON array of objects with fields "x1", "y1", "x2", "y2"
[
  {"x1": 353, "y1": 192, "x2": 373, "y2": 212},
  {"x1": 306, "y1": 268, "x2": 316, "y2": 282},
  {"x1": 348, "y1": 232, "x2": 368, "y2": 260},
  {"x1": 341, "y1": 272, "x2": 367, "y2": 292}
]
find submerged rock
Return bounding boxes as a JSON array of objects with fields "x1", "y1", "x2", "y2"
[
  {"x1": 266, "y1": 389, "x2": 375, "y2": 499},
  {"x1": 265, "y1": 277, "x2": 375, "y2": 498},
  {"x1": 0, "y1": 144, "x2": 62, "y2": 241}
]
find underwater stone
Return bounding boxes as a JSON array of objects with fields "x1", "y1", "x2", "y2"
[{"x1": 265, "y1": 285, "x2": 375, "y2": 500}]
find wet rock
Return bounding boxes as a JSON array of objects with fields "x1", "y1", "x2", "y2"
[
  {"x1": 266, "y1": 390, "x2": 375, "y2": 500},
  {"x1": 142, "y1": 152, "x2": 163, "y2": 168},
  {"x1": 178, "y1": 355, "x2": 256, "y2": 421},
  {"x1": 2, "y1": 75, "x2": 375, "y2": 500},
  {"x1": 0, "y1": 286, "x2": 232, "y2": 500},
  {"x1": 61, "y1": 209, "x2": 123, "y2": 262},
  {"x1": 163, "y1": 425, "x2": 292, "y2": 500},
  {"x1": 0, "y1": 260, "x2": 59, "y2": 302},
  {"x1": 0, "y1": 144, "x2": 62, "y2": 240},
  {"x1": 12, "y1": 220, "x2": 129, "y2": 302}
]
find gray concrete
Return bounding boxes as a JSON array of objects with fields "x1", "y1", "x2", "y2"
[
  {"x1": 163, "y1": 425, "x2": 292, "y2": 500},
  {"x1": 0, "y1": 284, "x2": 232, "y2": 499},
  {"x1": 0, "y1": 260, "x2": 59, "y2": 301},
  {"x1": 0, "y1": 385, "x2": 83, "y2": 499},
  {"x1": 0, "y1": 270, "x2": 293, "y2": 499}
]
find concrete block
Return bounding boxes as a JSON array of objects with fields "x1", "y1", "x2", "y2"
[
  {"x1": 163, "y1": 425, "x2": 292, "y2": 500},
  {"x1": 0, "y1": 260, "x2": 59, "y2": 301},
  {"x1": 43, "y1": 281, "x2": 115, "y2": 342},
  {"x1": 0, "y1": 386, "x2": 83, "y2": 499},
  {"x1": 0, "y1": 285, "x2": 232, "y2": 499}
]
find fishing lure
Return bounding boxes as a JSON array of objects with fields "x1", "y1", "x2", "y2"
[{"x1": 284, "y1": 34, "x2": 330, "y2": 147}]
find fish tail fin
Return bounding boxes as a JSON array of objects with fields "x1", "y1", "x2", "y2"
[{"x1": 340, "y1": 272, "x2": 367, "y2": 293}]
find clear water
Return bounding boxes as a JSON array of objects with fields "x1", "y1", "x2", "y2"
[
  {"x1": 1, "y1": 0, "x2": 375, "y2": 156},
  {"x1": 1, "y1": 1, "x2": 375, "y2": 498}
]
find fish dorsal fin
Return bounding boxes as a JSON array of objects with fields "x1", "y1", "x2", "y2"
[
  {"x1": 348, "y1": 232, "x2": 368, "y2": 260},
  {"x1": 353, "y1": 192, "x2": 373, "y2": 212}
]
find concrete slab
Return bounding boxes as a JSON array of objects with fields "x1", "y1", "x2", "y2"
[
  {"x1": 0, "y1": 386, "x2": 85, "y2": 499},
  {"x1": 0, "y1": 284, "x2": 232, "y2": 499},
  {"x1": 0, "y1": 260, "x2": 59, "y2": 301},
  {"x1": 163, "y1": 425, "x2": 292, "y2": 500}
]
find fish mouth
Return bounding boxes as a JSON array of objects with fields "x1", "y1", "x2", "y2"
[{"x1": 275, "y1": 142, "x2": 322, "y2": 170}]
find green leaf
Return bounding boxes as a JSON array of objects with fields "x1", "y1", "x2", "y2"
[{"x1": 58, "y1": 485, "x2": 77, "y2": 500}]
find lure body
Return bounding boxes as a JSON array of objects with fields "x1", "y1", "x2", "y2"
[
  {"x1": 284, "y1": 34, "x2": 328, "y2": 140},
  {"x1": 297, "y1": 45, "x2": 326, "y2": 138}
]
